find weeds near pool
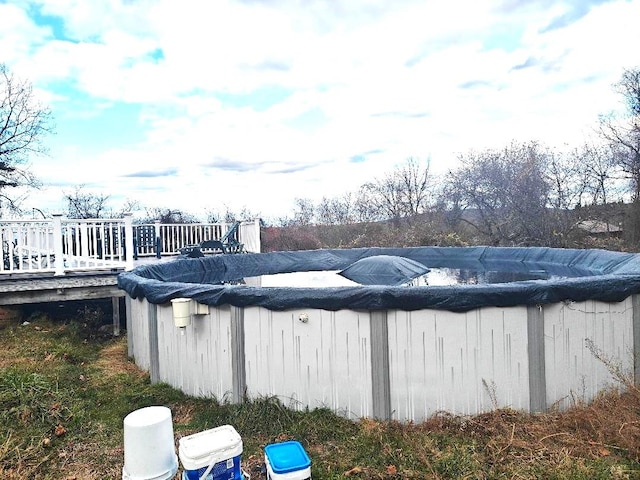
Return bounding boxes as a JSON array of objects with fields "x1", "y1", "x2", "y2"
[
  {"x1": 1, "y1": 316, "x2": 640, "y2": 479},
  {"x1": 482, "y1": 378, "x2": 499, "y2": 410},
  {"x1": 585, "y1": 338, "x2": 638, "y2": 394}
]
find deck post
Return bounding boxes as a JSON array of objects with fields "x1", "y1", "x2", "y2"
[
  {"x1": 253, "y1": 218, "x2": 261, "y2": 253},
  {"x1": 52, "y1": 214, "x2": 65, "y2": 276},
  {"x1": 79, "y1": 221, "x2": 89, "y2": 258},
  {"x1": 123, "y1": 214, "x2": 135, "y2": 270},
  {"x1": 126, "y1": 296, "x2": 134, "y2": 358},
  {"x1": 112, "y1": 297, "x2": 121, "y2": 336},
  {"x1": 154, "y1": 221, "x2": 162, "y2": 258}
]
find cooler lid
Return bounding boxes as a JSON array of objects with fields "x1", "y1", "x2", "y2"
[
  {"x1": 178, "y1": 425, "x2": 242, "y2": 461},
  {"x1": 265, "y1": 441, "x2": 311, "y2": 474}
]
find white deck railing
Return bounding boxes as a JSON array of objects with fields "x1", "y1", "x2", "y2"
[
  {"x1": 0, "y1": 217, "x2": 261, "y2": 275},
  {"x1": 1, "y1": 215, "x2": 134, "y2": 275},
  {"x1": 133, "y1": 219, "x2": 261, "y2": 258}
]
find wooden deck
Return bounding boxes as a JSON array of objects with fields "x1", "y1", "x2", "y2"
[
  {"x1": 0, "y1": 271, "x2": 123, "y2": 305},
  {"x1": 0, "y1": 270, "x2": 126, "y2": 334}
]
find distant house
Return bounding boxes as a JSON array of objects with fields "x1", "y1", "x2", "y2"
[{"x1": 577, "y1": 220, "x2": 623, "y2": 237}]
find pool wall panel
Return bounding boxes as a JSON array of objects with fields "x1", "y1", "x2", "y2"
[
  {"x1": 129, "y1": 297, "x2": 151, "y2": 371},
  {"x1": 387, "y1": 306, "x2": 529, "y2": 421},
  {"x1": 243, "y1": 307, "x2": 373, "y2": 419},
  {"x1": 544, "y1": 298, "x2": 634, "y2": 409},
  {"x1": 156, "y1": 304, "x2": 234, "y2": 398}
]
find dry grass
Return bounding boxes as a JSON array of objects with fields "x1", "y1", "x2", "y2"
[
  {"x1": 1, "y1": 316, "x2": 640, "y2": 479},
  {"x1": 92, "y1": 340, "x2": 148, "y2": 381}
]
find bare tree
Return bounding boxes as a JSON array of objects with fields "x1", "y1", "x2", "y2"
[
  {"x1": 354, "y1": 185, "x2": 383, "y2": 222},
  {"x1": 447, "y1": 141, "x2": 556, "y2": 246},
  {"x1": 361, "y1": 157, "x2": 432, "y2": 220},
  {"x1": 205, "y1": 205, "x2": 260, "y2": 224},
  {"x1": 290, "y1": 197, "x2": 315, "y2": 226},
  {"x1": 317, "y1": 193, "x2": 357, "y2": 225},
  {"x1": 64, "y1": 186, "x2": 111, "y2": 219},
  {"x1": 545, "y1": 148, "x2": 588, "y2": 210},
  {"x1": 542, "y1": 147, "x2": 596, "y2": 244},
  {"x1": 571, "y1": 142, "x2": 623, "y2": 206},
  {"x1": 599, "y1": 67, "x2": 640, "y2": 243},
  {"x1": 116, "y1": 198, "x2": 141, "y2": 217},
  {"x1": 0, "y1": 64, "x2": 53, "y2": 211},
  {"x1": 399, "y1": 157, "x2": 432, "y2": 215},
  {"x1": 600, "y1": 68, "x2": 640, "y2": 195},
  {"x1": 141, "y1": 207, "x2": 199, "y2": 224}
]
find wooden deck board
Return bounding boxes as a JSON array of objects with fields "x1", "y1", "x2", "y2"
[{"x1": 0, "y1": 272, "x2": 124, "y2": 305}]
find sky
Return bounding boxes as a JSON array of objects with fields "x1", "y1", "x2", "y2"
[{"x1": 1, "y1": 0, "x2": 639, "y2": 222}]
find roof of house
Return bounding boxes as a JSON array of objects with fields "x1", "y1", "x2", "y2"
[{"x1": 577, "y1": 220, "x2": 623, "y2": 234}]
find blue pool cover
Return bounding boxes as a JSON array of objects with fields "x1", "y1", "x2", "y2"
[{"x1": 117, "y1": 246, "x2": 640, "y2": 312}]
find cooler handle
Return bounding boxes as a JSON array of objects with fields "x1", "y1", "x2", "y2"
[
  {"x1": 197, "y1": 457, "x2": 249, "y2": 480},
  {"x1": 198, "y1": 456, "x2": 215, "y2": 480}
]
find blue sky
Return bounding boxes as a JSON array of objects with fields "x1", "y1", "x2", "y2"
[{"x1": 1, "y1": 0, "x2": 639, "y2": 221}]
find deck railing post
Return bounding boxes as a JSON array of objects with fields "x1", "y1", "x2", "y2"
[
  {"x1": 79, "y1": 221, "x2": 89, "y2": 258},
  {"x1": 254, "y1": 218, "x2": 261, "y2": 252},
  {"x1": 154, "y1": 220, "x2": 161, "y2": 258},
  {"x1": 52, "y1": 214, "x2": 65, "y2": 276},
  {"x1": 124, "y1": 214, "x2": 134, "y2": 271}
]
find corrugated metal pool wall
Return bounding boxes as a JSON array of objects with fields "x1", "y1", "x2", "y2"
[{"x1": 125, "y1": 295, "x2": 638, "y2": 422}]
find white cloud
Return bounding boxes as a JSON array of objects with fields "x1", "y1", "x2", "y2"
[
  {"x1": 4, "y1": 0, "x2": 640, "y2": 219},
  {"x1": 0, "y1": 3, "x2": 51, "y2": 65}
]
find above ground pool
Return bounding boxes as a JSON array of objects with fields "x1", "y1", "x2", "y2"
[
  {"x1": 119, "y1": 246, "x2": 640, "y2": 312},
  {"x1": 118, "y1": 246, "x2": 640, "y2": 422}
]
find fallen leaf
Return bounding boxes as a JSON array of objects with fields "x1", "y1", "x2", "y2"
[
  {"x1": 386, "y1": 465, "x2": 397, "y2": 475},
  {"x1": 54, "y1": 425, "x2": 66, "y2": 437},
  {"x1": 599, "y1": 447, "x2": 611, "y2": 457},
  {"x1": 19, "y1": 406, "x2": 32, "y2": 422},
  {"x1": 344, "y1": 466, "x2": 363, "y2": 476}
]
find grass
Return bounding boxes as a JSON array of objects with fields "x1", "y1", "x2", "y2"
[{"x1": 1, "y1": 309, "x2": 640, "y2": 479}]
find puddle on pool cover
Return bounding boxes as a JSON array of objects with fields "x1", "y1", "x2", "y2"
[{"x1": 242, "y1": 267, "x2": 576, "y2": 288}]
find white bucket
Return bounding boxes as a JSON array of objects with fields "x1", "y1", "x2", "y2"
[
  {"x1": 179, "y1": 425, "x2": 243, "y2": 480},
  {"x1": 122, "y1": 406, "x2": 178, "y2": 480},
  {"x1": 264, "y1": 441, "x2": 311, "y2": 480}
]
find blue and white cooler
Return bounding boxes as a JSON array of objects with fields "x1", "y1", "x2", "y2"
[
  {"x1": 264, "y1": 441, "x2": 311, "y2": 480},
  {"x1": 178, "y1": 425, "x2": 243, "y2": 480}
]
